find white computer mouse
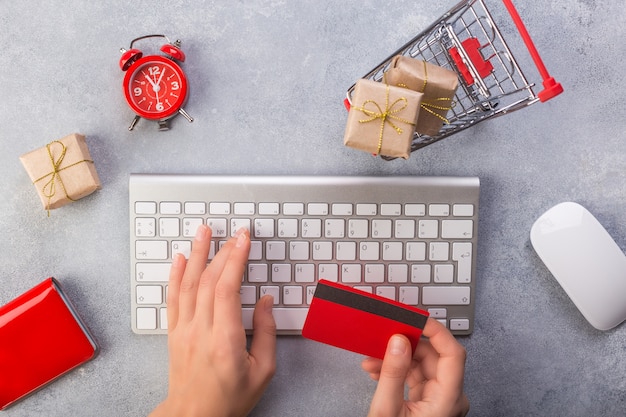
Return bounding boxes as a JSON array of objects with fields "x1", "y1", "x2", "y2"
[{"x1": 530, "y1": 202, "x2": 626, "y2": 331}]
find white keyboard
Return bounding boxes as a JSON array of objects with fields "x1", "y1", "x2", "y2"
[{"x1": 130, "y1": 174, "x2": 480, "y2": 335}]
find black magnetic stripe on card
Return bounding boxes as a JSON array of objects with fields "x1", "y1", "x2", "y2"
[{"x1": 314, "y1": 283, "x2": 428, "y2": 329}]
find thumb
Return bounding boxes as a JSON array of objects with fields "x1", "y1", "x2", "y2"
[
  {"x1": 249, "y1": 295, "x2": 277, "y2": 382},
  {"x1": 368, "y1": 335, "x2": 411, "y2": 417}
]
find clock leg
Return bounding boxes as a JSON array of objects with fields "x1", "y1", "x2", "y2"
[
  {"x1": 158, "y1": 120, "x2": 170, "y2": 131},
  {"x1": 178, "y1": 108, "x2": 194, "y2": 123},
  {"x1": 128, "y1": 115, "x2": 141, "y2": 131}
]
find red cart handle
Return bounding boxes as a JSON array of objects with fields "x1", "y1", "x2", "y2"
[{"x1": 502, "y1": 0, "x2": 563, "y2": 102}]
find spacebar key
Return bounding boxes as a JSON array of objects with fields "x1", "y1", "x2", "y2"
[
  {"x1": 422, "y1": 286, "x2": 470, "y2": 305},
  {"x1": 242, "y1": 308, "x2": 309, "y2": 331}
]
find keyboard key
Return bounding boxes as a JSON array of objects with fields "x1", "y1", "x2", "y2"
[
  {"x1": 231, "y1": 218, "x2": 251, "y2": 236},
  {"x1": 429, "y1": 242, "x2": 449, "y2": 261},
  {"x1": 411, "y1": 264, "x2": 431, "y2": 283},
  {"x1": 266, "y1": 241, "x2": 286, "y2": 260},
  {"x1": 383, "y1": 242, "x2": 403, "y2": 261},
  {"x1": 441, "y1": 220, "x2": 473, "y2": 239},
  {"x1": 356, "y1": 203, "x2": 377, "y2": 216},
  {"x1": 171, "y1": 240, "x2": 191, "y2": 259},
  {"x1": 318, "y1": 264, "x2": 338, "y2": 281},
  {"x1": 248, "y1": 264, "x2": 268, "y2": 282},
  {"x1": 341, "y1": 264, "x2": 361, "y2": 283},
  {"x1": 395, "y1": 219, "x2": 416, "y2": 239},
  {"x1": 336, "y1": 241, "x2": 357, "y2": 261},
  {"x1": 295, "y1": 264, "x2": 315, "y2": 283},
  {"x1": 434, "y1": 264, "x2": 454, "y2": 283},
  {"x1": 332, "y1": 203, "x2": 352, "y2": 216},
  {"x1": 207, "y1": 218, "x2": 228, "y2": 237},
  {"x1": 406, "y1": 242, "x2": 426, "y2": 261},
  {"x1": 380, "y1": 204, "x2": 401, "y2": 216},
  {"x1": 376, "y1": 286, "x2": 395, "y2": 300},
  {"x1": 254, "y1": 218, "x2": 275, "y2": 238},
  {"x1": 422, "y1": 286, "x2": 470, "y2": 305},
  {"x1": 372, "y1": 219, "x2": 392, "y2": 238},
  {"x1": 364, "y1": 264, "x2": 385, "y2": 283},
  {"x1": 184, "y1": 202, "x2": 206, "y2": 215},
  {"x1": 302, "y1": 219, "x2": 322, "y2": 238},
  {"x1": 453, "y1": 204, "x2": 474, "y2": 216},
  {"x1": 259, "y1": 202, "x2": 280, "y2": 215},
  {"x1": 419, "y1": 220, "x2": 439, "y2": 238},
  {"x1": 136, "y1": 263, "x2": 171, "y2": 282},
  {"x1": 283, "y1": 203, "x2": 304, "y2": 215},
  {"x1": 325, "y1": 219, "x2": 345, "y2": 238},
  {"x1": 312, "y1": 241, "x2": 333, "y2": 260},
  {"x1": 136, "y1": 241, "x2": 168, "y2": 260},
  {"x1": 349, "y1": 219, "x2": 369, "y2": 238},
  {"x1": 182, "y1": 218, "x2": 203, "y2": 238},
  {"x1": 453, "y1": 242, "x2": 473, "y2": 283},
  {"x1": 234, "y1": 202, "x2": 255, "y2": 215},
  {"x1": 160, "y1": 202, "x2": 181, "y2": 215},
  {"x1": 359, "y1": 242, "x2": 380, "y2": 261},
  {"x1": 135, "y1": 218, "x2": 156, "y2": 237},
  {"x1": 209, "y1": 202, "x2": 230, "y2": 215},
  {"x1": 278, "y1": 219, "x2": 298, "y2": 237},
  {"x1": 388, "y1": 264, "x2": 408, "y2": 283},
  {"x1": 399, "y1": 286, "x2": 419, "y2": 305},
  {"x1": 260, "y1": 286, "x2": 280, "y2": 303},
  {"x1": 307, "y1": 203, "x2": 328, "y2": 215},
  {"x1": 450, "y1": 318, "x2": 470, "y2": 331},
  {"x1": 240, "y1": 286, "x2": 257, "y2": 305},
  {"x1": 405, "y1": 204, "x2": 426, "y2": 216},
  {"x1": 271, "y1": 264, "x2": 291, "y2": 282},
  {"x1": 135, "y1": 201, "x2": 157, "y2": 215},
  {"x1": 283, "y1": 286, "x2": 303, "y2": 305},
  {"x1": 242, "y1": 308, "x2": 308, "y2": 330},
  {"x1": 160, "y1": 218, "x2": 180, "y2": 237},
  {"x1": 136, "y1": 285, "x2": 162, "y2": 304},
  {"x1": 289, "y1": 241, "x2": 310, "y2": 260},
  {"x1": 429, "y1": 204, "x2": 450, "y2": 216},
  {"x1": 136, "y1": 308, "x2": 157, "y2": 330}
]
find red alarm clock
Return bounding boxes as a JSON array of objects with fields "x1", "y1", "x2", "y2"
[{"x1": 119, "y1": 34, "x2": 193, "y2": 131}]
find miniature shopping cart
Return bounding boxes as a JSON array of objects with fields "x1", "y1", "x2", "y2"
[{"x1": 344, "y1": 0, "x2": 563, "y2": 160}]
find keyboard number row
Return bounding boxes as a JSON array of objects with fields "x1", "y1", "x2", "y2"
[{"x1": 136, "y1": 217, "x2": 474, "y2": 240}]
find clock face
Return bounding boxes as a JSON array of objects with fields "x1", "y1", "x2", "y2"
[{"x1": 123, "y1": 55, "x2": 188, "y2": 120}]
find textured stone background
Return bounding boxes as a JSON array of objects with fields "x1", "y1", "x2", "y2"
[{"x1": 1, "y1": 1, "x2": 624, "y2": 416}]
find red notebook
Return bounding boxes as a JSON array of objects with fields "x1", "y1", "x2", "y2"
[{"x1": 0, "y1": 278, "x2": 98, "y2": 410}]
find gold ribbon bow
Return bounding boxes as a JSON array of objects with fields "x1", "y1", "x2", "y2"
[
  {"x1": 352, "y1": 84, "x2": 416, "y2": 155},
  {"x1": 387, "y1": 60, "x2": 454, "y2": 125},
  {"x1": 32, "y1": 140, "x2": 94, "y2": 215}
]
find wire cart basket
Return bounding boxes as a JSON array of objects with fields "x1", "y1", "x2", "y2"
[{"x1": 344, "y1": 0, "x2": 563, "y2": 160}]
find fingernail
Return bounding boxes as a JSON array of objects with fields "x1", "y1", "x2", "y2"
[
  {"x1": 389, "y1": 335, "x2": 407, "y2": 356},
  {"x1": 235, "y1": 227, "x2": 248, "y2": 247},
  {"x1": 265, "y1": 295, "x2": 274, "y2": 312},
  {"x1": 195, "y1": 224, "x2": 208, "y2": 241}
]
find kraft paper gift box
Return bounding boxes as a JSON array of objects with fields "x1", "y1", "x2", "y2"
[
  {"x1": 20, "y1": 133, "x2": 101, "y2": 211},
  {"x1": 384, "y1": 55, "x2": 459, "y2": 136},
  {"x1": 344, "y1": 78, "x2": 423, "y2": 159}
]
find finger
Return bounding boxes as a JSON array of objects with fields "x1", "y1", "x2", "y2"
[
  {"x1": 368, "y1": 335, "x2": 411, "y2": 417},
  {"x1": 177, "y1": 224, "x2": 212, "y2": 322},
  {"x1": 249, "y1": 295, "x2": 277, "y2": 387},
  {"x1": 421, "y1": 318, "x2": 467, "y2": 392},
  {"x1": 360, "y1": 357, "x2": 383, "y2": 375},
  {"x1": 167, "y1": 253, "x2": 187, "y2": 331},
  {"x1": 211, "y1": 229, "x2": 250, "y2": 340}
]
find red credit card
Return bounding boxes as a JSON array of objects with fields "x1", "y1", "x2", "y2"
[
  {"x1": 0, "y1": 278, "x2": 99, "y2": 410},
  {"x1": 302, "y1": 280, "x2": 429, "y2": 359}
]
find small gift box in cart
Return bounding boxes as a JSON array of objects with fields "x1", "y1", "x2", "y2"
[{"x1": 344, "y1": 0, "x2": 563, "y2": 160}]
